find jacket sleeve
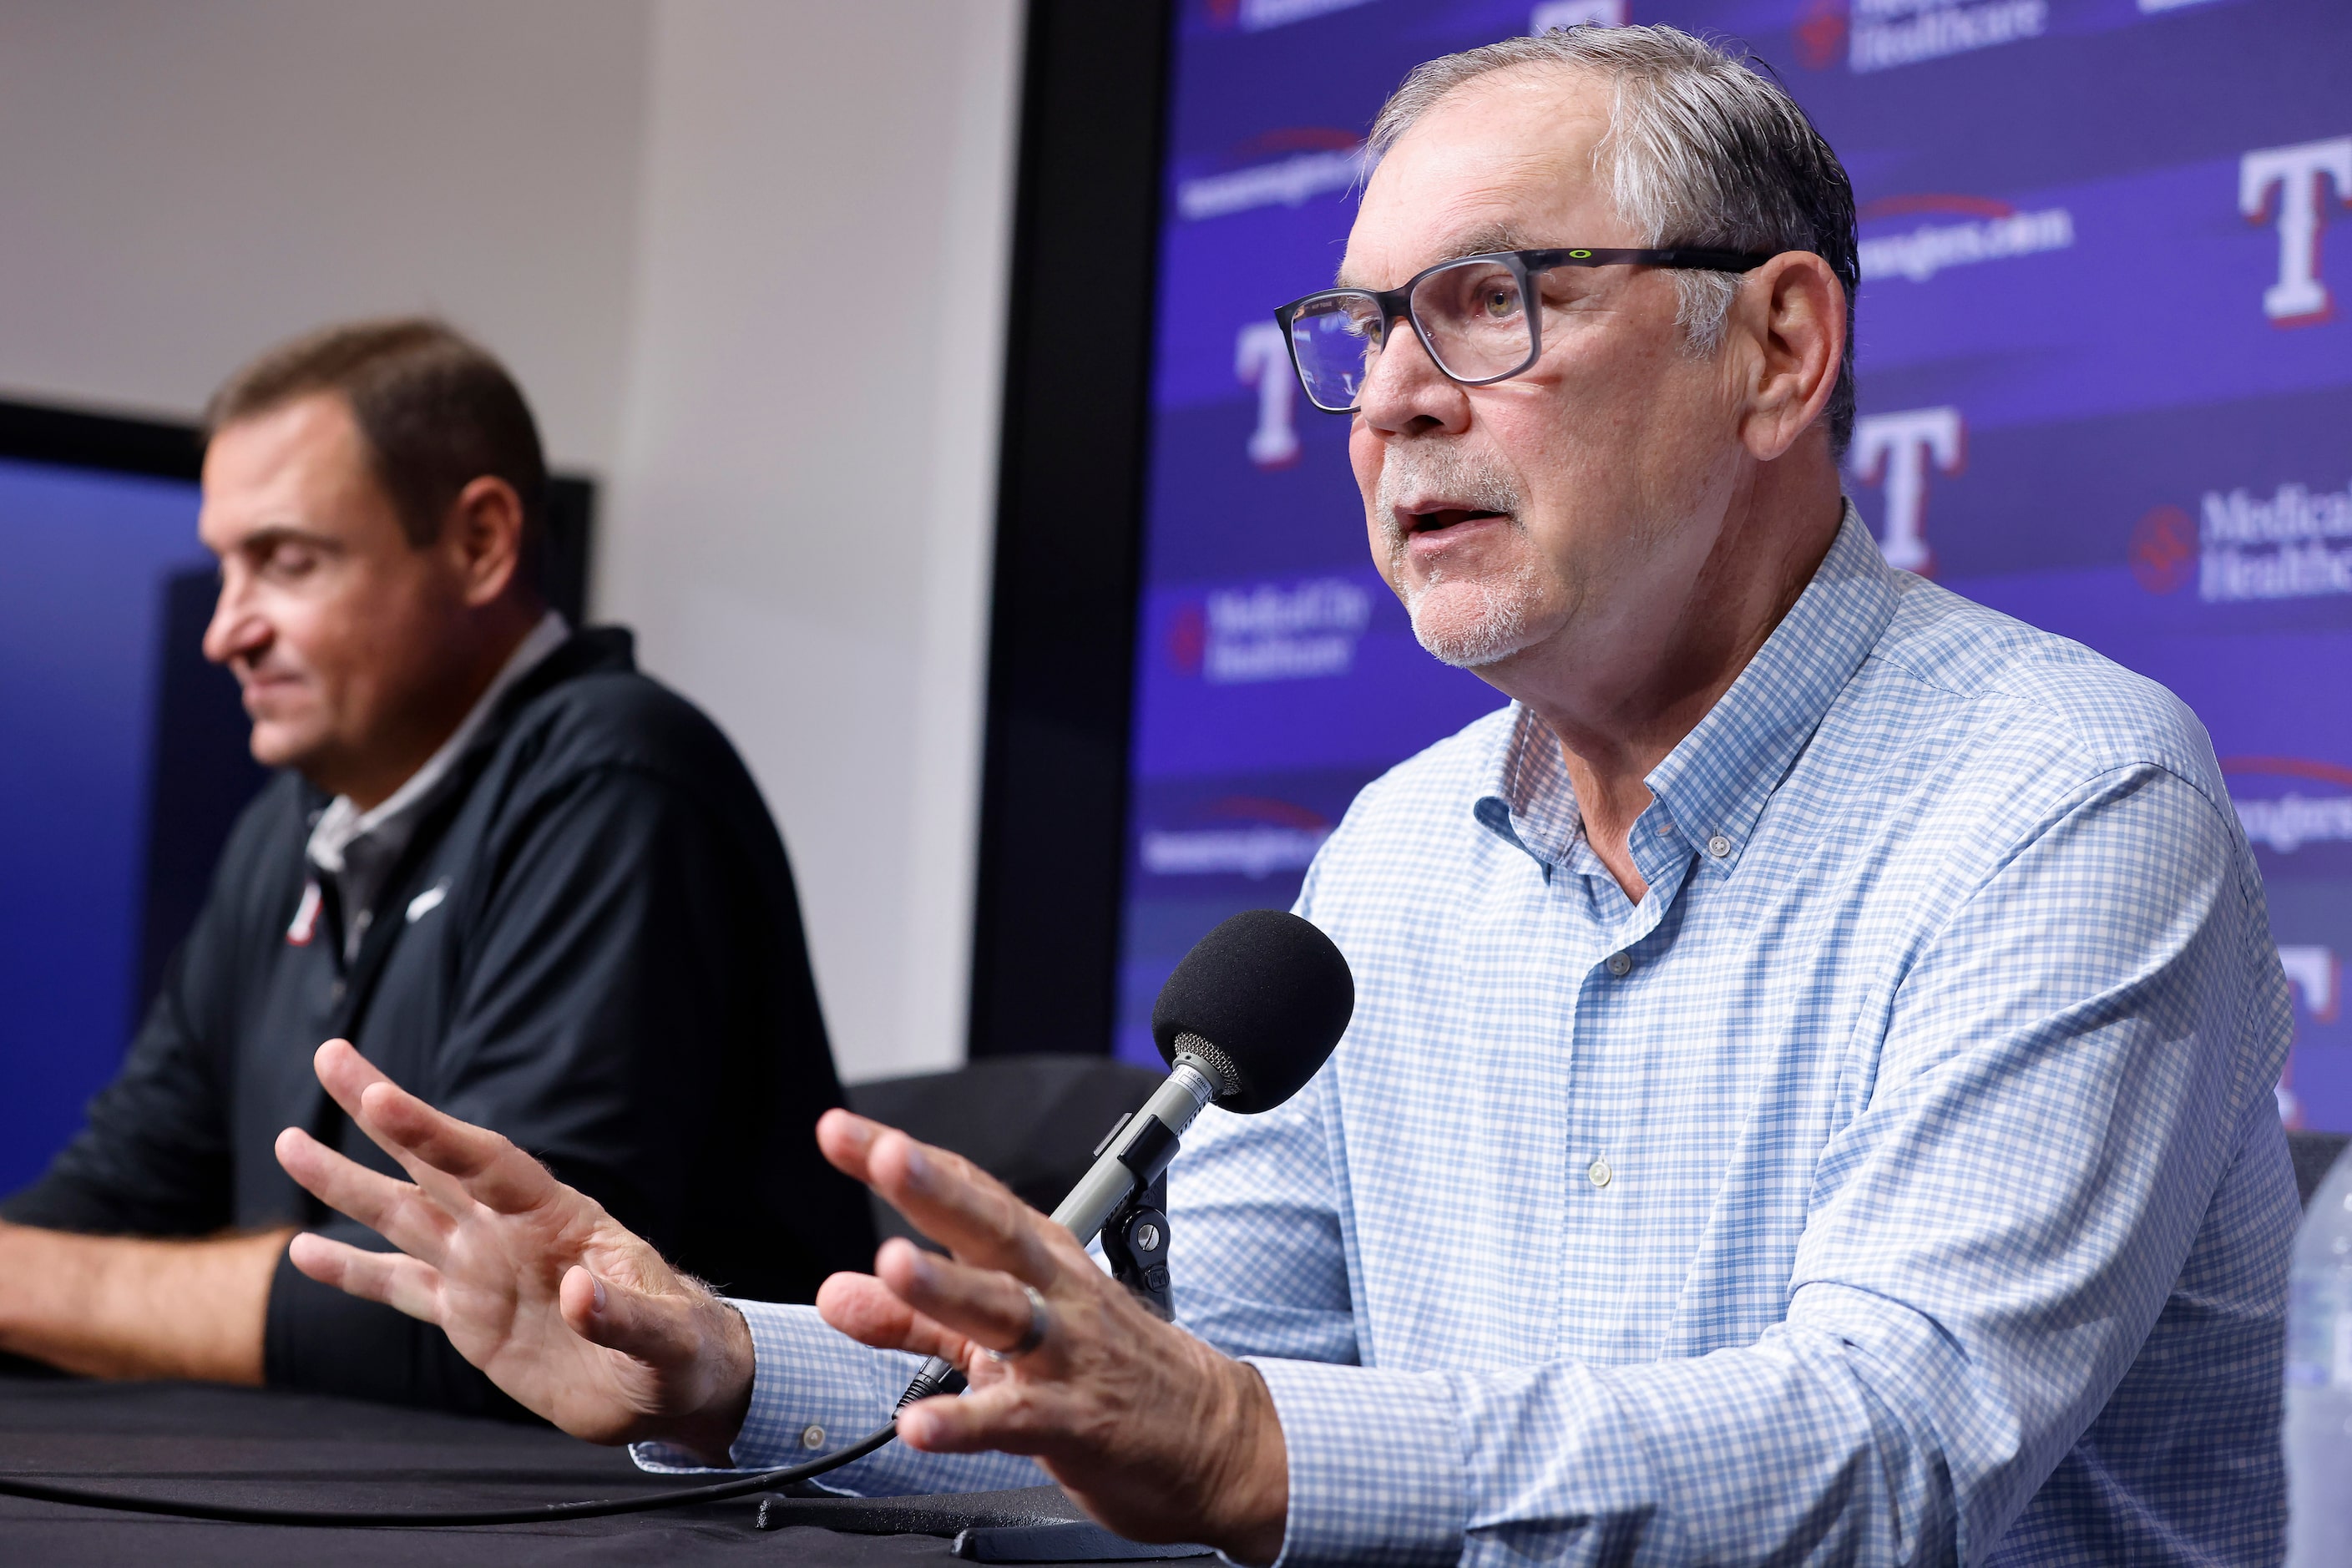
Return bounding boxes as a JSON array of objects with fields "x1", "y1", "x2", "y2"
[
  {"x1": 264, "y1": 759, "x2": 858, "y2": 1404},
  {"x1": 2, "y1": 905, "x2": 239, "y2": 1239}
]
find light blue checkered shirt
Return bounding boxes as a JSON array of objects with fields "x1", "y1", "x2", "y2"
[{"x1": 645, "y1": 509, "x2": 2298, "y2": 1565}]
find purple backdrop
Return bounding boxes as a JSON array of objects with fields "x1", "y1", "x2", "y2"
[{"x1": 1115, "y1": 0, "x2": 2352, "y2": 1135}]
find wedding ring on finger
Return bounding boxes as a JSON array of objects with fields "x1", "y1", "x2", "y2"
[{"x1": 984, "y1": 1284, "x2": 1050, "y2": 1363}]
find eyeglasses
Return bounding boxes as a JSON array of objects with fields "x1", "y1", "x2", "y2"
[{"x1": 1274, "y1": 246, "x2": 1772, "y2": 414}]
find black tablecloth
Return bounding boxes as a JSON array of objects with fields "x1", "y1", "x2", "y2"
[{"x1": 0, "y1": 1376, "x2": 1125, "y2": 1564}]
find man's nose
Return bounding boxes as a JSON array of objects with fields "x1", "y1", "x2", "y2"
[
  {"x1": 201, "y1": 577, "x2": 265, "y2": 668},
  {"x1": 1357, "y1": 320, "x2": 1469, "y2": 436}
]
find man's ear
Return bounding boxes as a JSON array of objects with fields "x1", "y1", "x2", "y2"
[
  {"x1": 443, "y1": 476, "x2": 527, "y2": 608},
  {"x1": 1732, "y1": 251, "x2": 1845, "y2": 463}
]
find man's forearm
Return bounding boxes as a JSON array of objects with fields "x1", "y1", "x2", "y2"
[{"x1": 0, "y1": 1220, "x2": 293, "y2": 1383}]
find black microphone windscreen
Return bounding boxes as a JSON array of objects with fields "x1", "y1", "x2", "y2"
[{"x1": 1151, "y1": 909, "x2": 1353, "y2": 1115}]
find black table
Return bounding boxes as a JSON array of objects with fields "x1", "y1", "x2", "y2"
[{"x1": 0, "y1": 1376, "x2": 1191, "y2": 1564}]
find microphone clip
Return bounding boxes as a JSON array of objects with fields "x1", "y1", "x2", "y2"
[{"x1": 1099, "y1": 1171, "x2": 1173, "y2": 1321}]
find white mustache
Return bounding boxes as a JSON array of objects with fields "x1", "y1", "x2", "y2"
[{"x1": 1373, "y1": 446, "x2": 1525, "y2": 544}]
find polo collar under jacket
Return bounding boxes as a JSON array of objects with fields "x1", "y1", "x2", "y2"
[{"x1": 303, "y1": 610, "x2": 571, "y2": 959}]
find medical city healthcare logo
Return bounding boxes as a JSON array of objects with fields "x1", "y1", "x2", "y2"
[
  {"x1": 2129, "y1": 506, "x2": 2198, "y2": 595},
  {"x1": 2183, "y1": 472, "x2": 2352, "y2": 601},
  {"x1": 1819, "y1": 0, "x2": 2046, "y2": 74},
  {"x1": 2132, "y1": 478, "x2": 2352, "y2": 602},
  {"x1": 1790, "y1": 0, "x2": 1849, "y2": 68},
  {"x1": 1167, "y1": 576, "x2": 1374, "y2": 685}
]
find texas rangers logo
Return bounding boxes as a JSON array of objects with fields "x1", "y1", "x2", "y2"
[
  {"x1": 2241, "y1": 136, "x2": 2351, "y2": 325},
  {"x1": 1848, "y1": 407, "x2": 1965, "y2": 575}
]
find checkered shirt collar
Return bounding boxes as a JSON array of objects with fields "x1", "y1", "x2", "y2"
[{"x1": 1475, "y1": 502, "x2": 1897, "y2": 879}]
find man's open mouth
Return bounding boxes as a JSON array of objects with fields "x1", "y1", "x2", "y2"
[{"x1": 1407, "y1": 507, "x2": 1509, "y2": 534}]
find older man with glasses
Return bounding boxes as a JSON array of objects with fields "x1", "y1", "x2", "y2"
[{"x1": 271, "y1": 26, "x2": 2293, "y2": 1566}]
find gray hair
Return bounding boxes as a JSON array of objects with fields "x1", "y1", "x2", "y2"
[{"x1": 1368, "y1": 25, "x2": 1859, "y2": 455}]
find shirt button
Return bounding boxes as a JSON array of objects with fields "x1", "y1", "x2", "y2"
[
  {"x1": 1606, "y1": 952, "x2": 1633, "y2": 977},
  {"x1": 328, "y1": 979, "x2": 347, "y2": 1004},
  {"x1": 1588, "y1": 1157, "x2": 1614, "y2": 1188},
  {"x1": 800, "y1": 1424, "x2": 827, "y2": 1450},
  {"x1": 1707, "y1": 834, "x2": 1732, "y2": 858}
]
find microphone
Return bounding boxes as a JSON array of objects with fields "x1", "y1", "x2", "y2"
[
  {"x1": 898, "y1": 908, "x2": 1353, "y2": 1406},
  {"x1": 1050, "y1": 908, "x2": 1353, "y2": 1238}
]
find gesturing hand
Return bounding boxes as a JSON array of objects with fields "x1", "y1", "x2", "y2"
[
  {"x1": 812, "y1": 1110, "x2": 1291, "y2": 1567},
  {"x1": 274, "y1": 1039, "x2": 754, "y2": 1462}
]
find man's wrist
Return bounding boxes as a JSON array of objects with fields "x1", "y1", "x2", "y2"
[
  {"x1": 660, "y1": 1296, "x2": 756, "y2": 1465},
  {"x1": 1204, "y1": 1358, "x2": 1289, "y2": 1566}
]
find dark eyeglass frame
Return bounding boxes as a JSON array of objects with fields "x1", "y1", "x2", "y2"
[{"x1": 1273, "y1": 245, "x2": 1774, "y2": 413}]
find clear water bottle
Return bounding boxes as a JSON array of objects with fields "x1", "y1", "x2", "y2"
[{"x1": 2289, "y1": 1146, "x2": 2352, "y2": 1565}]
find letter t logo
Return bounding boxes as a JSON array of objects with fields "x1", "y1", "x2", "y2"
[
  {"x1": 1848, "y1": 407, "x2": 1965, "y2": 574},
  {"x1": 1235, "y1": 321, "x2": 1301, "y2": 469},
  {"x1": 2241, "y1": 137, "x2": 2352, "y2": 325}
]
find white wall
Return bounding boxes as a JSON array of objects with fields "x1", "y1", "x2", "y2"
[
  {"x1": 604, "y1": 0, "x2": 1020, "y2": 1080},
  {"x1": 0, "y1": 0, "x2": 1024, "y2": 1080},
  {"x1": 0, "y1": 0, "x2": 653, "y2": 472}
]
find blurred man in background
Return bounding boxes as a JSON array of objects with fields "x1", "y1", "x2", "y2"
[{"x1": 0, "y1": 319, "x2": 871, "y2": 1414}]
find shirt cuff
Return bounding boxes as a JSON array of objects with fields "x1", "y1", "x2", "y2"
[
  {"x1": 1247, "y1": 1357, "x2": 1466, "y2": 1567},
  {"x1": 630, "y1": 1298, "x2": 1041, "y2": 1497},
  {"x1": 630, "y1": 1297, "x2": 908, "y2": 1474}
]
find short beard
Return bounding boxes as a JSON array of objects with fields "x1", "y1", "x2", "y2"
[
  {"x1": 1374, "y1": 447, "x2": 1544, "y2": 670},
  {"x1": 1404, "y1": 551, "x2": 1545, "y2": 668}
]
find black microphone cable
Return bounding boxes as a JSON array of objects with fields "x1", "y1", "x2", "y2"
[
  {"x1": 0, "y1": 1361, "x2": 969, "y2": 1527},
  {"x1": 0, "y1": 1418, "x2": 896, "y2": 1527}
]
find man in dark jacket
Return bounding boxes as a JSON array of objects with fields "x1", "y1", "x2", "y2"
[{"x1": 0, "y1": 318, "x2": 873, "y2": 1413}]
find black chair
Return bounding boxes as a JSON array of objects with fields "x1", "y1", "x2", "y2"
[
  {"x1": 2289, "y1": 1130, "x2": 2349, "y2": 1210},
  {"x1": 845, "y1": 1055, "x2": 1170, "y2": 1247}
]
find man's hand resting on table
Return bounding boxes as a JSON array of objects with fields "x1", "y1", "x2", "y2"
[{"x1": 276, "y1": 1039, "x2": 1290, "y2": 1565}]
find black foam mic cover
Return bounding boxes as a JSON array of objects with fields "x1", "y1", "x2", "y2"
[{"x1": 1151, "y1": 909, "x2": 1353, "y2": 1115}]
